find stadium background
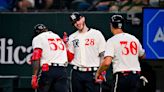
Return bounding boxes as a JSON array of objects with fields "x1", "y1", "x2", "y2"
[{"x1": 0, "y1": 11, "x2": 163, "y2": 92}]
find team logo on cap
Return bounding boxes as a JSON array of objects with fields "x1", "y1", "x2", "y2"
[
  {"x1": 70, "y1": 14, "x2": 76, "y2": 20},
  {"x1": 38, "y1": 25, "x2": 44, "y2": 29}
]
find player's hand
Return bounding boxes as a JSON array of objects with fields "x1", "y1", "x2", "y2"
[
  {"x1": 140, "y1": 76, "x2": 148, "y2": 86},
  {"x1": 95, "y1": 72, "x2": 101, "y2": 83},
  {"x1": 31, "y1": 75, "x2": 38, "y2": 89},
  {"x1": 63, "y1": 32, "x2": 68, "y2": 43},
  {"x1": 63, "y1": 32, "x2": 69, "y2": 49},
  {"x1": 95, "y1": 71, "x2": 106, "y2": 84},
  {"x1": 95, "y1": 75, "x2": 104, "y2": 83}
]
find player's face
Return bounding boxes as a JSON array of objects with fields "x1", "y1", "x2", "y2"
[{"x1": 74, "y1": 17, "x2": 85, "y2": 31}]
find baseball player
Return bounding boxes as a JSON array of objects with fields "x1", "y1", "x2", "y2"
[
  {"x1": 65, "y1": 12, "x2": 106, "y2": 92},
  {"x1": 95, "y1": 14, "x2": 146, "y2": 92},
  {"x1": 30, "y1": 24, "x2": 68, "y2": 92}
]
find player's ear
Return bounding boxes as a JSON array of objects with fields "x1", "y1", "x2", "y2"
[
  {"x1": 81, "y1": 16, "x2": 85, "y2": 22},
  {"x1": 110, "y1": 23, "x2": 113, "y2": 29}
]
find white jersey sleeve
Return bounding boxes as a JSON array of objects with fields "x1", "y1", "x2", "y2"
[
  {"x1": 138, "y1": 41, "x2": 145, "y2": 57},
  {"x1": 97, "y1": 31, "x2": 106, "y2": 54},
  {"x1": 104, "y1": 39, "x2": 114, "y2": 58},
  {"x1": 32, "y1": 35, "x2": 42, "y2": 49}
]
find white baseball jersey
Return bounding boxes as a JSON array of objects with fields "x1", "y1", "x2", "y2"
[
  {"x1": 32, "y1": 31, "x2": 68, "y2": 66},
  {"x1": 68, "y1": 28, "x2": 106, "y2": 67},
  {"x1": 104, "y1": 33, "x2": 145, "y2": 73}
]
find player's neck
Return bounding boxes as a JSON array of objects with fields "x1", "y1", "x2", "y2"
[
  {"x1": 79, "y1": 25, "x2": 89, "y2": 33},
  {"x1": 113, "y1": 29, "x2": 124, "y2": 35}
]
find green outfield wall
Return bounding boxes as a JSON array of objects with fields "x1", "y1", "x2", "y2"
[{"x1": 0, "y1": 12, "x2": 161, "y2": 92}]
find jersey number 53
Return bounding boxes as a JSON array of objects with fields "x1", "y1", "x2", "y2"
[{"x1": 48, "y1": 38, "x2": 65, "y2": 51}]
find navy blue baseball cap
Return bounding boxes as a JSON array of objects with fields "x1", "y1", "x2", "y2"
[
  {"x1": 70, "y1": 12, "x2": 83, "y2": 24},
  {"x1": 110, "y1": 14, "x2": 124, "y2": 29}
]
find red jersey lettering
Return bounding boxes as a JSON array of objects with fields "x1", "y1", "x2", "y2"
[
  {"x1": 120, "y1": 41, "x2": 138, "y2": 55},
  {"x1": 48, "y1": 38, "x2": 65, "y2": 50},
  {"x1": 85, "y1": 39, "x2": 95, "y2": 46}
]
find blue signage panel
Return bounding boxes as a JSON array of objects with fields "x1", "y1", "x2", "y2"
[{"x1": 143, "y1": 8, "x2": 164, "y2": 59}]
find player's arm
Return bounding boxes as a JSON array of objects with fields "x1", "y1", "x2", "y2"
[
  {"x1": 139, "y1": 53, "x2": 146, "y2": 60},
  {"x1": 63, "y1": 38, "x2": 74, "y2": 62},
  {"x1": 138, "y1": 43, "x2": 148, "y2": 86},
  {"x1": 31, "y1": 48, "x2": 42, "y2": 75},
  {"x1": 63, "y1": 32, "x2": 74, "y2": 62},
  {"x1": 31, "y1": 48, "x2": 42, "y2": 89},
  {"x1": 99, "y1": 51, "x2": 105, "y2": 63},
  {"x1": 139, "y1": 53, "x2": 148, "y2": 86},
  {"x1": 138, "y1": 42, "x2": 146, "y2": 60},
  {"x1": 95, "y1": 56, "x2": 112, "y2": 80}
]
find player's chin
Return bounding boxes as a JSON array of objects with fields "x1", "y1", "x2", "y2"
[{"x1": 76, "y1": 26, "x2": 81, "y2": 29}]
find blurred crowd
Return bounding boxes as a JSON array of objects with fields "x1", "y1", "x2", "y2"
[{"x1": 0, "y1": 0, "x2": 163, "y2": 12}]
